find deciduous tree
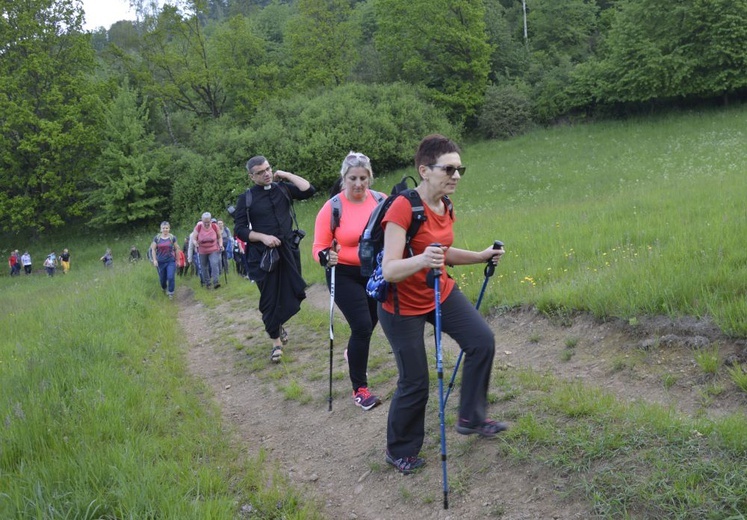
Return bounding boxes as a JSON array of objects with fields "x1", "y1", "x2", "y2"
[
  {"x1": 374, "y1": 0, "x2": 491, "y2": 125},
  {"x1": 0, "y1": 0, "x2": 101, "y2": 233}
]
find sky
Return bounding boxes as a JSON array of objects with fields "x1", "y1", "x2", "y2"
[{"x1": 81, "y1": 0, "x2": 136, "y2": 31}]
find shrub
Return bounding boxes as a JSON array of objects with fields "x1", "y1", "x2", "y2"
[
  {"x1": 243, "y1": 83, "x2": 458, "y2": 191},
  {"x1": 476, "y1": 84, "x2": 533, "y2": 140}
]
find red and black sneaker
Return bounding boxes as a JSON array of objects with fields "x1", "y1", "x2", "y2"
[{"x1": 352, "y1": 387, "x2": 381, "y2": 411}]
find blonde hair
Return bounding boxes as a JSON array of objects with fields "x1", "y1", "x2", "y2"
[{"x1": 340, "y1": 151, "x2": 373, "y2": 181}]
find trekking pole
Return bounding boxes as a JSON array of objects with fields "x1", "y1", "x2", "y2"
[
  {"x1": 328, "y1": 240, "x2": 337, "y2": 411},
  {"x1": 222, "y1": 252, "x2": 228, "y2": 285},
  {"x1": 427, "y1": 243, "x2": 449, "y2": 510},
  {"x1": 443, "y1": 240, "x2": 503, "y2": 407}
]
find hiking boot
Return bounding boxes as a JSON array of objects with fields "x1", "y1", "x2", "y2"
[
  {"x1": 213, "y1": 283, "x2": 221, "y2": 289},
  {"x1": 270, "y1": 346, "x2": 283, "y2": 363},
  {"x1": 352, "y1": 387, "x2": 381, "y2": 411},
  {"x1": 280, "y1": 326, "x2": 289, "y2": 345},
  {"x1": 167, "y1": 293, "x2": 174, "y2": 300},
  {"x1": 456, "y1": 418, "x2": 508, "y2": 438},
  {"x1": 385, "y1": 451, "x2": 426, "y2": 475}
]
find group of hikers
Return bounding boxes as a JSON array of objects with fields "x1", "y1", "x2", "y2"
[
  {"x1": 7, "y1": 249, "x2": 71, "y2": 277},
  {"x1": 147, "y1": 215, "x2": 237, "y2": 300},
  {"x1": 173, "y1": 134, "x2": 507, "y2": 477},
  {"x1": 4, "y1": 133, "x2": 504, "y2": 479}
]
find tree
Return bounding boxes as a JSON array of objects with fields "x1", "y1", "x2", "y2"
[
  {"x1": 85, "y1": 83, "x2": 170, "y2": 228},
  {"x1": 285, "y1": 0, "x2": 357, "y2": 89},
  {"x1": 139, "y1": 2, "x2": 226, "y2": 118},
  {"x1": 586, "y1": 0, "x2": 747, "y2": 104},
  {"x1": 0, "y1": 0, "x2": 102, "y2": 233},
  {"x1": 211, "y1": 16, "x2": 281, "y2": 122},
  {"x1": 374, "y1": 0, "x2": 492, "y2": 125}
]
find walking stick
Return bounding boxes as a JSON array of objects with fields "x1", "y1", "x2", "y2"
[
  {"x1": 443, "y1": 240, "x2": 503, "y2": 407},
  {"x1": 222, "y1": 252, "x2": 228, "y2": 286},
  {"x1": 427, "y1": 243, "x2": 449, "y2": 510},
  {"x1": 328, "y1": 240, "x2": 337, "y2": 411}
]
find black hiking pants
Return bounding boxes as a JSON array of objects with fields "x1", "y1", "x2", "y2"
[{"x1": 378, "y1": 288, "x2": 495, "y2": 459}]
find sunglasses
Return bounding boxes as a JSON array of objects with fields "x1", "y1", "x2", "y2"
[
  {"x1": 429, "y1": 164, "x2": 466, "y2": 177},
  {"x1": 345, "y1": 152, "x2": 370, "y2": 165}
]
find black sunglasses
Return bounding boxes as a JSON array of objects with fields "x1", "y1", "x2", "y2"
[{"x1": 429, "y1": 164, "x2": 466, "y2": 177}]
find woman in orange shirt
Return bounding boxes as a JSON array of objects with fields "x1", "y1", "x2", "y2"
[
  {"x1": 379, "y1": 135, "x2": 507, "y2": 474},
  {"x1": 313, "y1": 152, "x2": 386, "y2": 411}
]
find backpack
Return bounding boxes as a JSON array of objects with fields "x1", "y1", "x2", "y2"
[
  {"x1": 329, "y1": 189, "x2": 386, "y2": 232},
  {"x1": 231, "y1": 183, "x2": 302, "y2": 235},
  {"x1": 195, "y1": 223, "x2": 220, "y2": 248},
  {"x1": 359, "y1": 176, "x2": 453, "y2": 302}
]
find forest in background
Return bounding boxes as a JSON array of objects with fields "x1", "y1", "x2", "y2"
[{"x1": 2, "y1": 0, "x2": 746, "y2": 235}]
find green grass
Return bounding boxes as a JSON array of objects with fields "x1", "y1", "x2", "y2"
[
  {"x1": 0, "y1": 261, "x2": 319, "y2": 519},
  {"x1": 289, "y1": 104, "x2": 747, "y2": 337},
  {"x1": 495, "y1": 368, "x2": 747, "y2": 518}
]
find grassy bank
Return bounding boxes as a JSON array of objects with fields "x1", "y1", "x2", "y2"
[
  {"x1": 291, "y1": 104, "x2": 747, "y2": 337},
  {"x1": 0, "y1": 261, "x2": 318, "y2": 518}
]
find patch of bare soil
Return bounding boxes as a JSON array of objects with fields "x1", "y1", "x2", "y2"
[{"x1": 178, "y1": 283, "x2": 746, "y2": 520}]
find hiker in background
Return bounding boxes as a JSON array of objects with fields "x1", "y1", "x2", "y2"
[
  {"x1": 187, "y1": 226, "x2": 202, "y2": 280},
  {"x1": 194, "y1": 212, "x2": 223, "y2": 289},
  {"x1": 59, "y1": 248, "x2": 71, "y2": 274},
  {"x1": 312, "y1": 151, "x2": 386, "y2": 411},
  {"x1": 378, "y1": 134, "x2": 507, "y2": 474},
  {"x1": 8, "y1": 250, "x2": 20, "y2": 276},
  {"x1": 44, "y1": 252, "x2": 57, "y2": 276},
  {"x1": 100, "y1": 248, "x2": 113, "y2": 267},
  {"x1": 233, "y1": 235, "x2": 248, "y2": 278},
  {"x1": 130, "y1": 245, "x2": 142, "y2": 262},
  {"x1": 150, "y1": 221, "x2": 179, "y2": 300},
  {"x1": 233, "y1": 155, "x2": 316, "y2": 363},
  {"x1": 21, "y1": 251, "x2": 32, "y2": 275},
  {"x1": 176, "y1": 240, "x2": 187, "y2": 276},
  {"x1": 218, "y1": 220, "x2": 232, "y2": 277}
]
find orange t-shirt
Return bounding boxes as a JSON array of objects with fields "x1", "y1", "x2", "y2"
[
  {"x1": 312, "y1": 190, "x2": 386, "y2": 266},
  {"x1": 381, "y1": 195, "x2": 455, "y2": 315}
]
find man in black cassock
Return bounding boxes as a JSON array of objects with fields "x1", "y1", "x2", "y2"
[{"x1": 234, "y1": 155, "x2": 316, "y2": 363}]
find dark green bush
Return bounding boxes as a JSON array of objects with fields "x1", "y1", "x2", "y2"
[
  {"x1": 476, "y1": 84, "x2": 533, "y2": 140},
  {"x1": 244, "y1": 83, "x2": 458, "y2": 190}
]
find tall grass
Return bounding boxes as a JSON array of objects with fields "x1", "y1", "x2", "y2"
[
  {"x1": 293, "y1": 105, "x2": 747, "y2": 336},
  {"x1": 0, "y1": 261, "x2": 317, "y2": 518}
]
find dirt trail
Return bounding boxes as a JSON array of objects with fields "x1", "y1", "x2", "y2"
[{"x1": 178, "y1": 282, "x2": 745, "y2": 519}]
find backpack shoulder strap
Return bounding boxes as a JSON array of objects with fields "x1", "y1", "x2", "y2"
[
  {"x1": 371, "y1": 190, "x2": 386, "y2": 204},
  {"x1": 245, "y1": 189, "x2": 253, "y2": 210},
  {"x1": 403, "y1": 189, "x2": 427, "y2": 245}
]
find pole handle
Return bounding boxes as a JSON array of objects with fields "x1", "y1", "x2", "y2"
[{"x1": 484, "y1": 240, "x2": 504, "y2": 277}]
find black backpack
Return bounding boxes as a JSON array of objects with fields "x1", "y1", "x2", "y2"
[{"x1": 359, "y1": 176, "x2": 453, "y2": 301}]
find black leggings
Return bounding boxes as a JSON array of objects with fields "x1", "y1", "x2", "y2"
[
  {"x1": 326, "y1": 264, "x2": 378, "y2": 392},
  {"x1": 378, "y1": 288, "x2": 495, "y2": 459}
]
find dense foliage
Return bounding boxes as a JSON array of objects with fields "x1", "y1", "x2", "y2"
[{"x1": 2, "y1": 0, "x2": 746, "y2": 233}]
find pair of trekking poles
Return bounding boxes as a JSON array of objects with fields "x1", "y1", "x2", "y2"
[
  {"x1": 430, "y1": 239, "x2": 503, "y2": 510},
  {"x1": 325, "y1": 239, "x2": 503, "y2": 509}
]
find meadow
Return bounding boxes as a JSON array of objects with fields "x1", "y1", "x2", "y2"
[{"x1": 1, "y1": 104, "x2": 746, "y2": 518}]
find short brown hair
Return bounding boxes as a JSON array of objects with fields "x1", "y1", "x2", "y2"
[{"x1": 414, "y1": 134, "x2": 461, "y2": 169}]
